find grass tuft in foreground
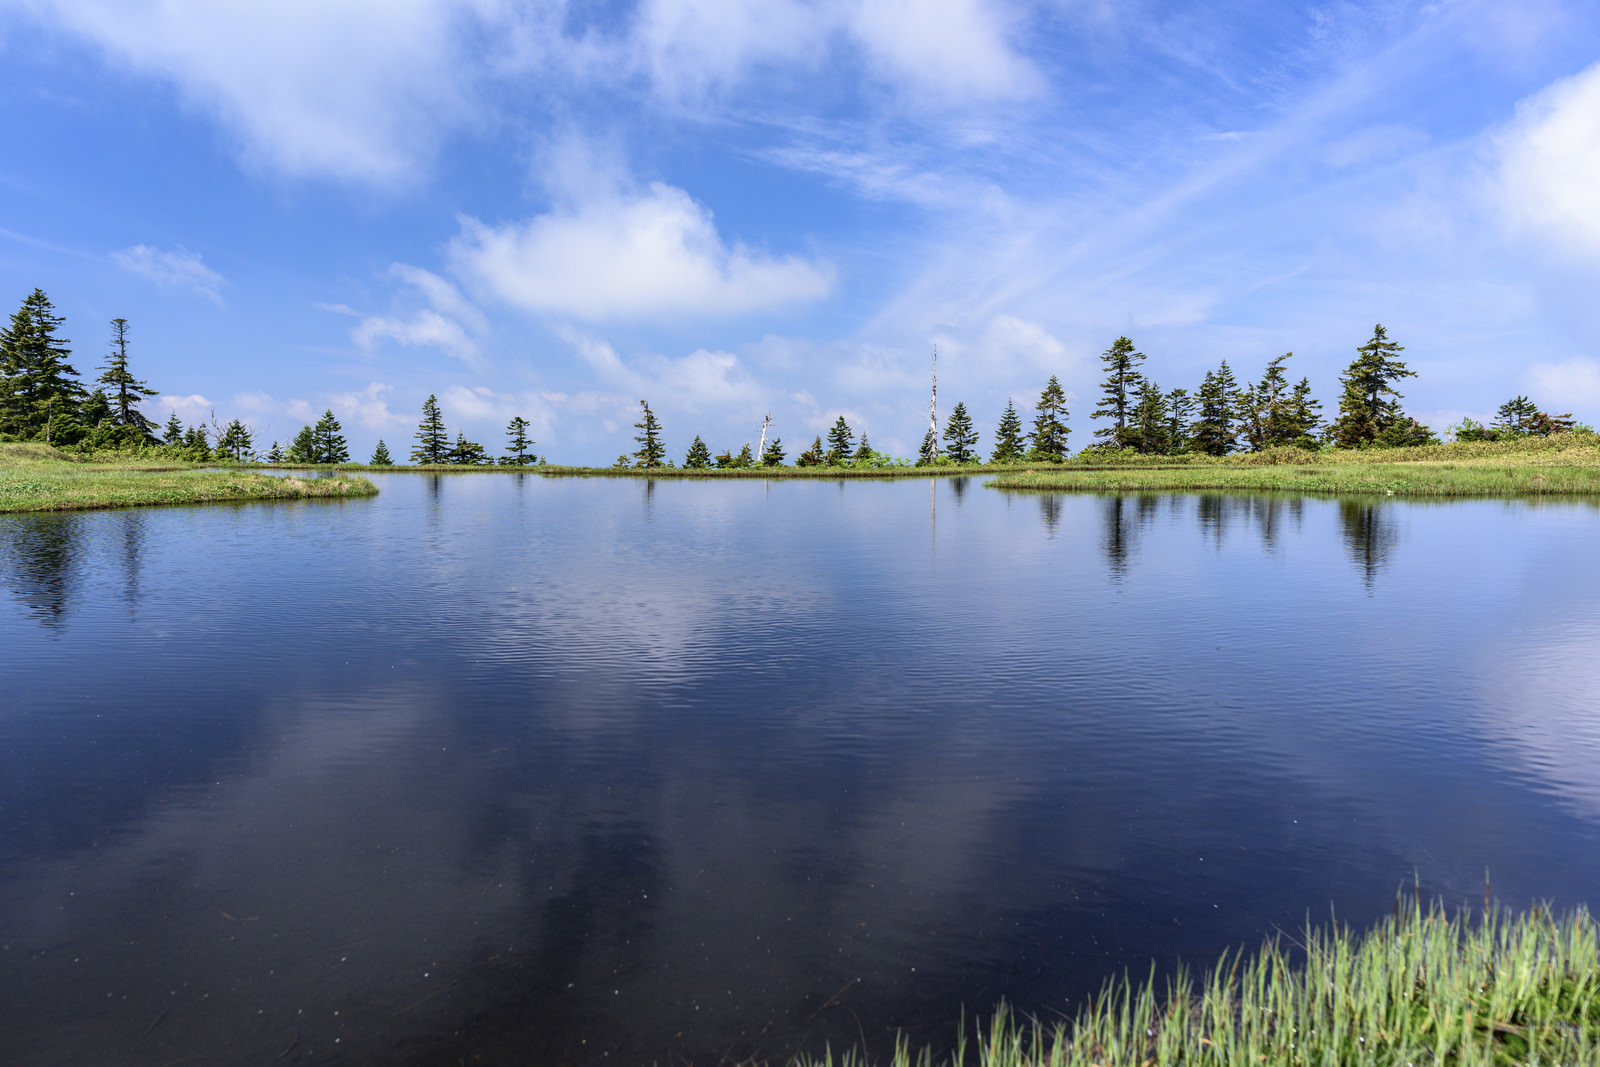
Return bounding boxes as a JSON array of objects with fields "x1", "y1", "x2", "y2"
[
  {"x1": 0, "y1": 442, "x2": 377, "y2": 513},
  {"x1": 799, "y1": 900, "x2": 1599, "y2": 1067}
]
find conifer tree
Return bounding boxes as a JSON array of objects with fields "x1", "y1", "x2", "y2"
[
  {"x1": 1030, "y1": 375, "x2": 1070, "y2": 460},
  {"x1": 631, "y1": 400, "x2": 666, "y2": 468},
  {"x1": 797, "y1": 435, "x2": 825, "y2": 466},
  {"x1": 503, "y1": 415, "x2": 535, "y2": 465},
  {"x1": 1331, "y1": 325, "x2": 1416, "y2": 448},
  {"x1": 1257, "y1": 353, "x2": 1299, "y2": 447},
  {"x1": 266, "y1": 440, "x2": 283, "y2": 463},
  {"x1": 918, "y1": 428, "x2": 937, "y2": 465},
  {"x1": 449, "y1": 432, "x2": 490, "y2": 465},
  {"x1": 1493, "y1": 396, "x2": 1540, "y2": 437},
  {"x1": 370, "y1": 439, "x2": 393, "y2": 465},
  {"x1": 733, "y1": 443, "x2": 755, "y2": 468},
  {"x1": 825, "y1": 415, "x2": 854, "y2": 464},
  {"x1": 1235, "y1": 383, "x2": 1265, "y2": 452},
  {"x1": 1131, "y1": 379, "x2": 1169, "y2": 454},
  {"x1": 1090, "y1": 336, "x2": 1144, "y2": 447},
  {"x1": 992, "y1": 399, "x2": 1024, "y2": 462},
  {"x1": 684, "y1": 435, "x2": 713, "y2": 468},
  {"x1": 217, "y1": 418, "x2": 254, "y2": 461},
  {"x1": 97, "y1": 318, "x2": 159, "y2": 441},
  {"x1": 411, "y1": 394, "x2": 449, "y2": 464},
  {"x1": 942, "y1": 401, "x2": 979, "y2": 463},
  {"x1": 1287, "y1": 378, "x2": 1323, "y2": 445},
  {"x1": 1166, "y1": 388, "x2": 1194, "y2": 454},
  {"x1": 0, "y1": 289, "x2": 83, "y2": 440},
  {"x1": 1191, "y1": 362, "x2": 1240, "y2": 456},
  {"x1": 312, "y1": 409, "x2": 350, "y2": 463},
  {"x1": 286, "y1": 424, "x2": 317, "y2": 463},
  {"x1": 762, "y1": 436, "x2": 786, "y2": 466},
  {"x1": 852, "y1": 433, "x2": 872, "y2": 462},
  {"x1": 164, "y1": 411, "x2": 184, "y2": 445}
]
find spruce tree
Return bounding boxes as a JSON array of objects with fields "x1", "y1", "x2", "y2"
[
  {"x1": 0, "y1": 289, "x2": 83, "y2": 440},
  {"x1": 1331, "y1": 325, "x2": 1416, "y2": 449},
  {"x1": 286, "y1": 424, "x2": 317, "y2": 463},
  {"x1": 1191, "y1": 362, "x2": 1240, "y2": 456},
  {"x1": 852, "y1": 433, "x2": 872, "y2": 462},
  {"x1": 761, "y1": 436, "x2": 786, "y2": 467},
  {"x1": 1258, "y1": 353, "x2": 1298, "y2": 447},
  {"x1": 1287, "y1": 378, "x2": 1322, "y2": 446},
  {"x1": 164, "y1": 411, "x2": 185, "y2": 445},
  {"x1": 217, "y1": 418, "x2": 254, "y2": 461},
  {"x1": 733, "y1": 443, "x2": 755, "y2": 468},
  {"x1": 1235, "y1": 383, "x2": 1265, "y2": 452},
  {"x1": 942, "y1": 401, "x2": 979, "y2": 463},
  {"x1": 825, "y1": 415, "x2": 854, "y2": 464},
  {"x1": 1166, "y1": 388, "x2": 1194, "y2": 454},
  {"x1": 449, "y1": 432, "x2": 490, "y2": 465},
  {"x1": 411, "y1": 394, "x2": 449, "y2": 464},
  {"x1": 1493, "y1": 396, "x2": 1540, "y2": 437},
  {"x1": 992, "y1": 399, "x2": 1024, "y2": 462},
  {"x1": 1030, "y1": 375, "x2": 1070, "y2": 460},
  {"x1": 502, "y1": 415, "x2": 535, "y2": 465},
  {"x1": 1131, "y1": 379, "x2": 1169, "y2": 454},
  {"x1": 683, "y1": 435, "x2": 713, "y2": 468},
  {"x1": 97, "y1": 318, "x2": 159, "y2": 441},
  {"x1": 631, "y1": 400, "x2": 666, "y2": 468},
  {"x1": 918, "y1": 428, "x2": 937, "y2": 465},
  {"x1": 797, "y1": 435, "x2": 825, "y2": 466},
  {"x1": 370, "y1": 439, "x2": 393, "y2": 465},
  {"x1": 266, "y1": 440, "x2": 283, "y2": 463},
  {"x1": 1090, "y1": 336, "x2": 1144, "y2": 448},
  {"x1": 312, "y1": 409, "x2": 350, "y2": 463}
]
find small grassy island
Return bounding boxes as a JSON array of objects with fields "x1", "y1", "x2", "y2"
[
  {"x1": 0, "y1": 442, "x2": 377, "y2": 514},
  {"x1": 801, "y1": 901, "x2": 1599, "y2": 1067}
]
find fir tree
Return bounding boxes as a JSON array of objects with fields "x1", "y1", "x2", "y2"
[
  {"x1": 918, "y1": 428, "x2": 937, "y2": 465},
  {"x1": 1191, "y1": 362, "x2": 1240, "y2": 456},
  {"x1": 501, "y1": 415, "x2": 536, "y2": 465},
  {"x1": 1331, "y1": 325, "x2": 1416, "y2": 449},
  {"x1": 266, "y1": 440, "x2": 283, "y2": 463},
  {"x1": 1287, "y1": 378, "x2": 1323, "y2": 446},
  {"x1": 183, "y1": 423, "x2": 212, "y2": 460},
  {"x1": 631, "y1": 400, "x2": 666, "y2": 468},
  {"x1": 733, "y1": 443, "x2": 755, "y2": 468},
  {"x1": 796, "y1": 435, "x2": 825, "y2": 467},
  {"x1": 825, "y1": 415, "x2": 854, "y2": 464},
  {"x1": 286, "y1": 424, "x2": 317, "y2": 463},
  {"x1": 761, "y1": 436, "x2": 786, "y2": 466},
  {"x1": 683, "y1": 435, "x2": 713, "y2": 468},
  {"x1": 942, "y1": 401, "x2": 979, "y2": 463},
  {"x1": 852, "y1": 433, "x2": 872, "y2": 461},
  {"x1": 411, "y1": 394, "x2": 449, "y2": 464},
  {"x1": 992, "y1": 399, "x2": 1024, "y2": 462},
  {"x1": 164, "y1": 411, "x2": 184, "y2": 445},
  {"x1": 714, "y1": 448, "x2": 734, "y2": 469},
  {"x1": 217, "y1": 418, "x2": 254, "y2": 461},
  {"x1": 1258, "y1": 353, "x2": 1299, "y2": 447},
  {"x1": 1493, "y1": 396, "x2": 1540, "y2": 437},
  {"x1": 312, "y1": 409, "x2": 350, "y2": 463},
  {"x1": 97, "y1": 318, "x2": 159, "y2": 441},
  {"x1": 1090, "y1": 336, "x2": 1145, "y2": 447},
  {"x1": 449, "y1": 432, "x2": 490, "y2": 465},
  {"x1": 1235, "y1": 383, "x2": 1265, "y2": 452},
  {"x1": 1166, "y1": 388, "x2": 1195, "y2": 454},
  {"x1": 1030, "y1": 375, "x2": 1070, "y2": 460},
  {"x1": 370, "y1": 439, "x2": 393, "y2": 465},
  {"x1": 1131, "y1": 379, "x2": 1169, "y2": 454},
  {"x1": 0, "y1": 289, "x2": 83, "y2": 440}
]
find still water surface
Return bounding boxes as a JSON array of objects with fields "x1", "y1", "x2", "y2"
[{"x1": 2, "y1": 474, "x2": 1599, "y2": 1064}]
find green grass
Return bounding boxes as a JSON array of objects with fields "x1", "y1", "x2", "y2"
[
  {"x1": 987, "y1": 434, "x2": 1600, "y2": 497},
  {"x1": 0, "y1": 442, "x2": 378, "y2": 513},
  {"x1": 800, "y1": 900, "x2": 1600, "y2": 1067}
]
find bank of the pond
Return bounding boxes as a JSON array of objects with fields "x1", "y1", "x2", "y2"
[
  {"x1": 0, "y1": 443, "x2": 377, "y2": 513},
  {"x1": 801, "y1": 901, "x2": 1600, "y2": 1067},
  {"x1": 987, "y1": 434, "x2": 1600, "y2": 497}
]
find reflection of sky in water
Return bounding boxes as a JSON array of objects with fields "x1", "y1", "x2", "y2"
[{"x1": 1, "y1": 481, "x2": 1599, "y2": 1064}]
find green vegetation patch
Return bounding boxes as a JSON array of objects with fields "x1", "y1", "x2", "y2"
[
  {"x1": 800, "y1": 901, "x2": 1600, "y2": 1067},
  {"x1": 0, "y1": 445, "x2": 377, "y2": 513}
]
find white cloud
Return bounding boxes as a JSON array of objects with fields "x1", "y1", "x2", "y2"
[
  {"x1": 846, "y1": 0, "x2": 1041, "y2": 103},
  {"x1": 348, "y1": 266, "x2": 485, "y2": 365},
  {"x1": 451, "y1": 182, "x2": 835, "y2": 320},
  {"x1": 556, "y1": 325, "x2": 766, "y2": 414},
  {"x1": 156, "y1": 393, "x2": 213, "y2": 423},
  {"x1": 34, "y1": 0, "x2": 489, "y2": 183},
  {"x1": 1496, "y1": 60, "x2": 1600, "y2": 259},
  {"x1": 326, "y1": 381, "x2": 409, "y2": 431},
  {"x1": 111, "y1": 245, "x2": 224, "y2": 302},
  {"x1": 1524, "y1": 358, "x2": 1600, "y2": 413}
]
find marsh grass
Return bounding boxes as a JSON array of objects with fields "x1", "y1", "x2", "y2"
[
  {"x1": 0, "y1": 443, "x2": 377, "y2": 512},
  {"x1": 800, "y1": 900, "x2": 1599, "y2": 1067}
]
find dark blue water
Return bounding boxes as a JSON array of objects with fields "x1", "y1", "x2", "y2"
[{"x1": 2, "y1": 475, "x2": 1599, "y2": 1065}]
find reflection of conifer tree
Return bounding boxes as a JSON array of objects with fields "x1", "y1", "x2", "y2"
[
  {"x1": 948, "y1": 476, "x2": 968, "y2": 503},
  {"x1": 1340, "y1": 500, "x2": 1400, "y2": 586},
  {"x1": 1100, "y1": 496, "x2": 1134, "y2": 579},
  {"x1": 1037, "y1": 492, "x2": 1062, "y2": 537},
  {"x1": 0, "y1": 513, "x2": 77, "y2": 630},
  {"x1": 1196, "y1": 494, "x2": 1225, "y2": 547}
]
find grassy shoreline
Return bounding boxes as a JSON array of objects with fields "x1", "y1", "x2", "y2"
[
  {"x1": 0, "y1": 443, "x2": 378, "y2": 513},
  {"x1": 801, "y1": 900, "x2": 1599, "y2": 1067}
]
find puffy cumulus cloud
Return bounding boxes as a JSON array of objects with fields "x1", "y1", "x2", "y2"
[
  {"x1": 1496, "y1": 60, "x2": 1600, "y2": 260},
  {"x1": 32, "y1": 0, "x2": 490, "y2": 183},
  {"x1": 451, "y1": 182, "x2": 835, "y2": 320},
  {"x1": 326, "y1": 381, "x2": 409, "y2": 431},
  {"x1": 348, "y1": 265, "x2": 486, "y2": 365},
  {"x1": 110, "y1": 245, "x2": 224, "y2": 303},
  {"x1": 1524, "y1": 358, "x2": 1600, "y2": 414}
]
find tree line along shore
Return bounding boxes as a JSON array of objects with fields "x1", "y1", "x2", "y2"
[{"x1": 5, "y1": 286, "x2": 1600, "y2": 499}]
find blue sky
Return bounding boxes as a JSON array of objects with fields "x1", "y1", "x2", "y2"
[{"x1": 2, "y1": 0, "x2": 1599, "y2": 463}]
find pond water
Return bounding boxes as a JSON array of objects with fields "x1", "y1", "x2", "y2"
[{"x1": 2, "y1": 474, "x2": 1599, "y2": 1065}]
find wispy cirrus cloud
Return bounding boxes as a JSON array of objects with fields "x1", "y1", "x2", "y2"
[{"x1": 111, "y1": 245, "x2": 225, "y2": 303}]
